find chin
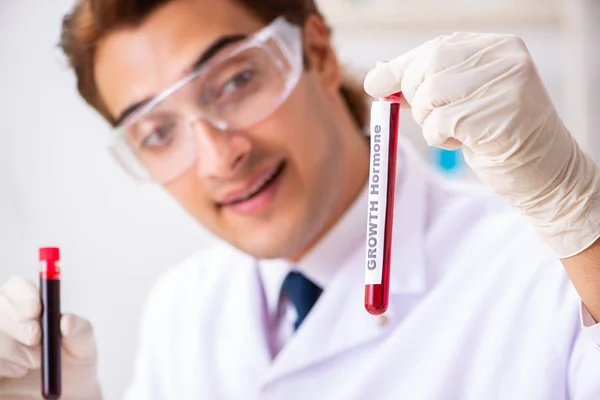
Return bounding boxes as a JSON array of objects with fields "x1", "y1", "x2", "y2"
[
  {"x1": 230, "y1": 223, "x2": 308, "y2": 260},
  {"x1": 236, "y1": 238, "x2": 300, "y2": 260}
]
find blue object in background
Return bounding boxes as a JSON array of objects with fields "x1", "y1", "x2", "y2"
[{"x1": 432, "y1": 148, "x2": 463, "y2": 175}]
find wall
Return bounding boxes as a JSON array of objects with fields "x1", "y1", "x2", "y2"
[
  {"x1": 561, "y1": 0, "x2": 600, "y2": 164},
  {"x1": 0, "y1": 1, "x2": 572, "y2": 398},
  {"x1": 0, "y1": 2, "x2": 214, "y2": 399}
]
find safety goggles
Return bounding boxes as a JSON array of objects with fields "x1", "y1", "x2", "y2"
[{"x1": 108, "y1": 16, "x2": 303, "y2": 183}]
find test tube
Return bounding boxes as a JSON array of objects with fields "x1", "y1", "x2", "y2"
[
  {"x1": 40, "y1": 247, "x2": 62, "y2": 400},
  {"x1": 364, "y1": 89, "x2": 401, "y2": 316}
]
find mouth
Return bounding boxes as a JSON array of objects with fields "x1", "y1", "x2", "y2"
[{"x1": 217, "y1": 161, "x2": 286, "y2": 215}]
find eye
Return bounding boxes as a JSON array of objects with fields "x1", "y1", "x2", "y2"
[
  {"x1": 219, "y1": 69, "x2": 256, "y2": 98},
  {"x1": 138, "y1": 122, "x2": 177, "y2": 150}
]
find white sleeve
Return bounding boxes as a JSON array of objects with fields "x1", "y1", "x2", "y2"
[{"x1": 568, "y1": 303, "x2": 600, "y2": 399}]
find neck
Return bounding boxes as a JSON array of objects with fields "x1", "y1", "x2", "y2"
[{"x1": 290, "y1": 122, "x2": 370, "y2": 262}]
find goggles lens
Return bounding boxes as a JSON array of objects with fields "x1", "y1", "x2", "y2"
[{"x1": 109, "y1": 17, "x2": 302, "y2": 183}]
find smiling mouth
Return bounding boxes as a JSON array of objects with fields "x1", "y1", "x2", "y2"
[{"x1": 218, "y1": 162, "x2": 286, "y2": 208}]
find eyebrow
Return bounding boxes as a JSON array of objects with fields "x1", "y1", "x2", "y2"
[{"x1": 114, "y1": 34, "x2": 248, "y2": 126}]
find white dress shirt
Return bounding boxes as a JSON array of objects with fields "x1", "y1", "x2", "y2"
[{"x1": 124, "y1": 138, "x2": 600, "y2": 400}]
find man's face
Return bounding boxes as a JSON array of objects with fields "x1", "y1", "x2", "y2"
[{"x1": 94, "y1": 0, "x2": 368, "y2": 259}]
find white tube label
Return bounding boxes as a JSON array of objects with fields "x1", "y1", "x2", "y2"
[{"x1": 365, "y1": 101, "x2": 391, "y2": 285}]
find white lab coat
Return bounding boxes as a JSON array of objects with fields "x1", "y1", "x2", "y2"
[{"x1": 123, "y1": 139, "x2": 600, "y2": 400}]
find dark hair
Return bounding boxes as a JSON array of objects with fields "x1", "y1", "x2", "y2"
[{"x1": 59, "y1": 0, "x2": 368, "y2": 129}]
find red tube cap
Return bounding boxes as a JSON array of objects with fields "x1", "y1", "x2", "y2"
[{"x1": 39, "y1": 247, "x2": 60, "y2": 262}]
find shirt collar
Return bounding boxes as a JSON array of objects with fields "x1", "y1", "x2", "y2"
[{"x1": 257, "y1": 137, "x2": 429, "y2": 315}]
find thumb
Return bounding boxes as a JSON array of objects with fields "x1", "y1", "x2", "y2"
[
  {"x1": 60, "y1": 313, "x2": 97, "y2": 361},
  {"x1": 364, "y1": 46, "x2": 420, "y2": 100}
]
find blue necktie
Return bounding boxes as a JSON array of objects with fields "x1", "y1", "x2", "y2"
[{"x1": 281, "y1": 271, "x2": 323, "y2": 331}]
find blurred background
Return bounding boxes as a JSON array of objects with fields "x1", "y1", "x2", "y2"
[{"x1": 0, "y1": 0, "x2": 598, "y2": 398}]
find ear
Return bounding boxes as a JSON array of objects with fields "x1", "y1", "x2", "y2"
[{"x1": 303, "y1": 15, "x2": 342, "y2": 93}]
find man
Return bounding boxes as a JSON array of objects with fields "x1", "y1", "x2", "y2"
[{"x1": 1, "y1": 0, "x2": 600, "y2": 398}]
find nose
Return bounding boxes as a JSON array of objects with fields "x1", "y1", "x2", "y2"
[{"x1": 191, "y1": 119, "x2": 252, "y2": 178}]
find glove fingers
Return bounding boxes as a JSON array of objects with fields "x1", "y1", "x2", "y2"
[
  {"x1": 61, "y1": 314, "x2": 97, "y2": 361},
  {"x1": 410, "y1": 69, "x2": 477, "y2": 126},
  {"x1": 420, "y1": 106, "x2": 474, "y2": 151},
  {"x1": 426, "y1": 33, "x2": 507, "y2": 71},
  {"x1": 411, "y1": 44, "x2": 530, "y2": 140},
  {"x1": 399, "y1": 34, "x2": 464, "y2": 103},
  {"x1": 421, "y1": 105, "x2": 466, "y2": 148},
  {"x1": 0, "y1": 277, "x2": 40, "y2": 320},
  {"x1": 0, "y1": 330, "x2": 41, "y2": 376},
  {"x1": 0, "y1": 280, "x2": 42, "y2": 347},
  {"x1": 0, "y1": 315, "x2": 41, "y2": 348},
  {"x1": 368, "y1": 32, "x2": 519, "y2": 125},
  {"x1": 364, "y1": 33, "x2": 499, "y2": 101},
  {"x1": 0, "y1": 360, "x2": 30, "y2": 379},
  {"x1": 364, "y1": 45, "x2": 421, "y2": 99}
]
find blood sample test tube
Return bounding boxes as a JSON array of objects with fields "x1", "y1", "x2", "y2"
[
  {"x1": 364, "y1": 90, "x2": 401, "y2": 316},
  {"x1": 40, "y1": 247, "x2": 62, "y2": 400}
]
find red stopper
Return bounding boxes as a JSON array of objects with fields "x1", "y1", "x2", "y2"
[
  {"x1": 40, "y1": 247, "x2": 60, "y2": 262},
  {"x1": 40, "y1": 247, "x2": 61, "y2": 279}
]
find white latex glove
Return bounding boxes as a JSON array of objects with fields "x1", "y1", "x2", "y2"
[
  {"x1": 364, "y1": 32, "x2": 600, "y2": 259},
  {"x1": 0, "y1": 276, "x2": 102, "y2": 399}
]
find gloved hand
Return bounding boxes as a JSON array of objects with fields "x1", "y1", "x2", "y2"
[
  {"x1": 364, "y1": 32, "x2": 600, "y2": 259},
  {"x1": 0, "y1": 276, "x2": 102, "y2": 399}
]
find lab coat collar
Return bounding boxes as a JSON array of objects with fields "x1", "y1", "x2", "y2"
[{"x1": 263, "y1": 138, "x2": 429, "y2": 383}]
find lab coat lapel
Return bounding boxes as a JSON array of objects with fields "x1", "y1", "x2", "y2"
[
  {"x1": 265, "y1": 251, "x2": 426, "y2": 384},
  {"x1": 264, "y1": 138, "x2": 429, "y2": 383},
  {"x1": 214, "y1": 251, "x2": 272, "y2": 387}
]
